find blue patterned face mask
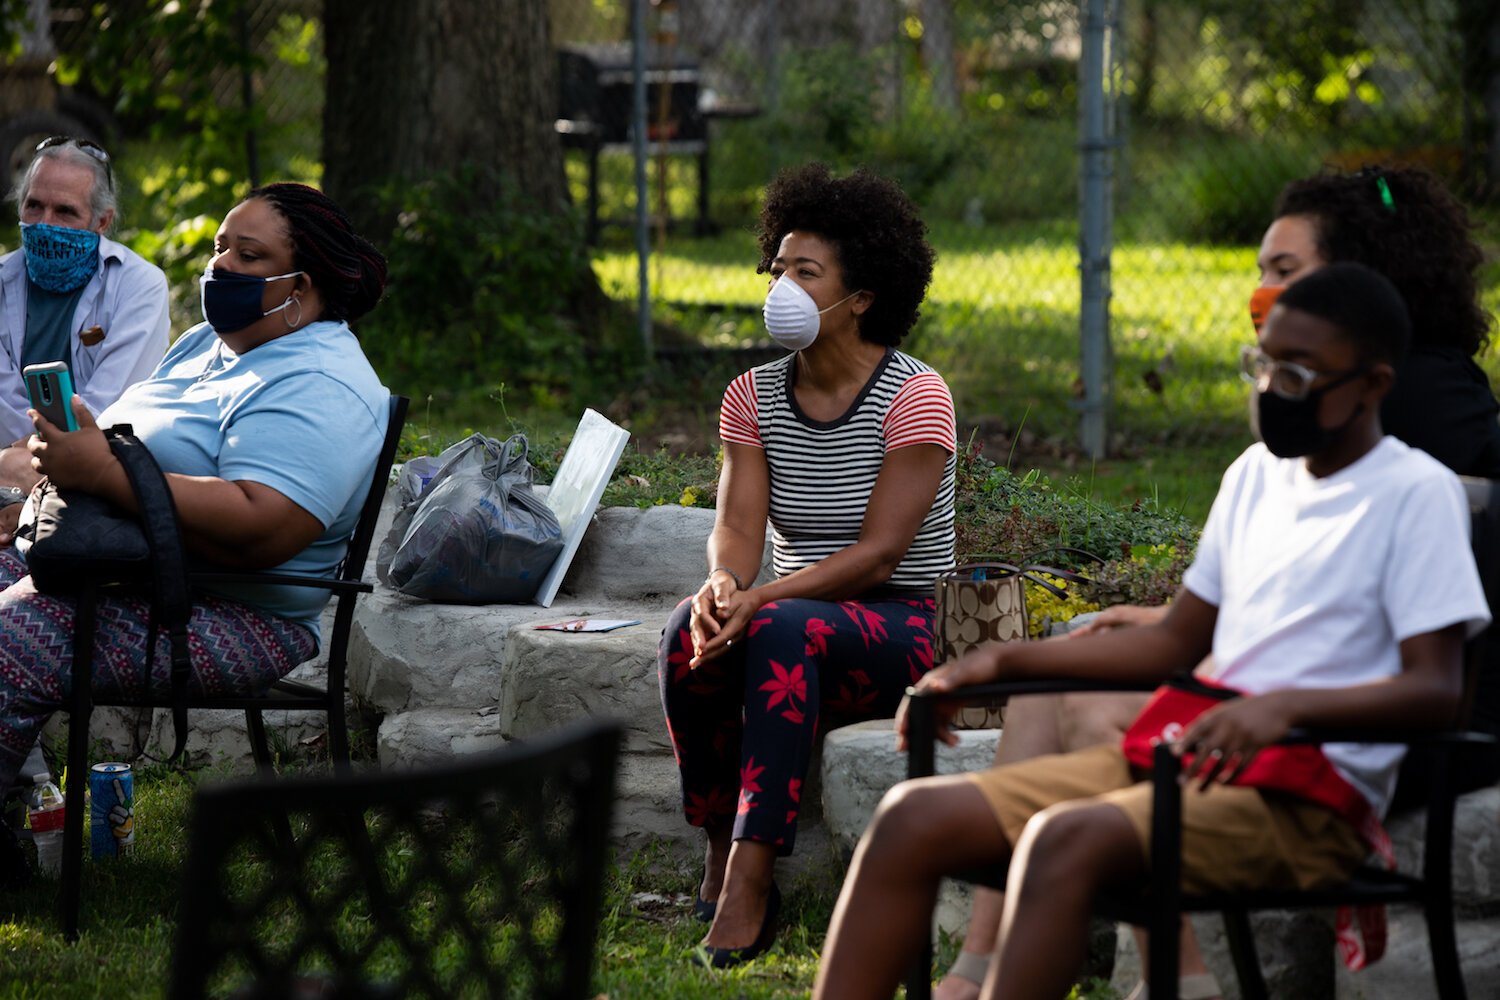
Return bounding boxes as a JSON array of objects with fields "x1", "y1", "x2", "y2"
[{"x1": 21, "y1": 222, "x2": 101, "y2": 293}]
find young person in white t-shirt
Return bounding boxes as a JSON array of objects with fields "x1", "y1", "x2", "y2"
[{"x1": 811, "y1": 262, "x2": 1491, "y2": 1000}]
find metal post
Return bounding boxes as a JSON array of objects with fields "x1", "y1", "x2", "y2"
[
  {"x1": 631, "y1": 0, "x2": 653, "y2": 356},
  {"x1": 1077, "y1": 0, "x2": 1119, "y2": 460}
]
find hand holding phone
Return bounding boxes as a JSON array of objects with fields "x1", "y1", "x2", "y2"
[{"x1": 22, "y1": 362, "x2": 80, "y2": 433}]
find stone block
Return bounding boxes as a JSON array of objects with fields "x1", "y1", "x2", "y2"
[
  {"x1": 559, "y1": 505, "x2": 724, "y2": 602},
  {"x1": 1112, "y1": 911, "x2": 1334, "y2": 1000},
  {"x1": 348, "y1": 587, "x2": 551, "y2": 714},
  {"x1": 1334, "y1": 908, "x2": 1500, "y2": 1000},
  {"x1": 820, "y1": 718, "x2": 1001, "y2": 854},
  {"x1": 40, "y1": 707, "x2": 151, "y2": 768},
  {"x1": 619, "y1": 749, "x2": 845, "y2": 895},
  {"x1": 1386, "y1": 784, "x2": 1500, "y2": 906},
  {"x1": 377, "y1": 707, "x2": 507, "y2": 769},
  {"x1": 497, "y1": 619, "x2": 668, "y2": 753}
]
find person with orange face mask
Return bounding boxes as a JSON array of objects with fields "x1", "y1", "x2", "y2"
[{"x1": 931, "y1": 166, "x2": 1500, "y2": 1000}]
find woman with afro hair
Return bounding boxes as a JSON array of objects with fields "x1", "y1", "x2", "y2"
[{"x1": 657, "y1": 163, "x2": 956, "y2": 967}]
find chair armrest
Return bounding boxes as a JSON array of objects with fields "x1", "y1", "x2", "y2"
[
  {"x1": 1275, "y1": 727, "x2": 1499, "y2": 750},
  {"x1": 904, "y1": 677, "x2": 1159, "y2": 780},
  {"x1": 191, "y1": 571, "x2": 373, "y2": 595}
]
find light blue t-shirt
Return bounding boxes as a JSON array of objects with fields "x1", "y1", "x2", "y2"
[{"x1": 97, "y1": 320, "x2": 390, "y2": 642}]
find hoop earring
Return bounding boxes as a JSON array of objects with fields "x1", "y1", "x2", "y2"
[{"x1": 284, "y1": 297, "x2": 303, "y2": 329}]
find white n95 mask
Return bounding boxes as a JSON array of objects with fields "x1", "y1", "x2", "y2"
[{"x1": 762, "y1": 276, "x2": 861, "y2": 351}]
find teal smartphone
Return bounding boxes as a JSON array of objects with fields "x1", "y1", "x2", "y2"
[{"x1": 22, "y1": 362, "x2": 80, "y2": 432}]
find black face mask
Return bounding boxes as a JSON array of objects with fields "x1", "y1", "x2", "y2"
[{"x1": 1249, "y1": 372, "x2": 1365, "y2": 459}]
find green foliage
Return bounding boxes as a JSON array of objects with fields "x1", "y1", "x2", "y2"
[
  {"x1": 1086, "y1": 541, "x2": 1197, "y2": 609},
  {"x1": 359, "y1": 167, "x2": 627, "y2": 407},
  {"x1": 40, "y1": 7, "x2": 325, "y2": 319},
  {"x1": 1026, "y1": 572, "x2": 1103, "y2": 638},
  {"x1": 953, "y1": 445, "x2": 1200, "y2": 566},
  {"x1": 1170, "y1": 131, "x2": 1325, "y2": 243},
  {"x1": 774, "y1": 43, "x2": 880, "y2": 158},
  {"x1": 62, "y1": 1, "x2": 261, "y2": 187}
]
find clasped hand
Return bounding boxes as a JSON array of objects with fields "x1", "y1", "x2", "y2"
[{"x1": 686, "y1": 572, "x2": 761, "y2": 668}]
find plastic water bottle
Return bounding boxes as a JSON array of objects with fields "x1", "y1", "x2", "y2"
[{"x1": 28, "y1": 773, "x2": 65, "y2": 877}]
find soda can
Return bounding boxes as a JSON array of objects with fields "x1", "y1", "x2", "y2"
[{"x1": 90, "y1": 762, "x2": 134, "y2": 858}]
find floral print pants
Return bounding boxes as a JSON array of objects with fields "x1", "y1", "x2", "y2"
[{"x1": 658, "y1": 593, "x2": 936, "y2": 854}]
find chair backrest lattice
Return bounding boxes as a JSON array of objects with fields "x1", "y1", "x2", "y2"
[{"x1": 170, "y1": 719, "x2": 622, "y2": 1000}]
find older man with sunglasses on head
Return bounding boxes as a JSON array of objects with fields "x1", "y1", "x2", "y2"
[{"x1": 0, "y1": 136, "x2": 168, "y2": 457}]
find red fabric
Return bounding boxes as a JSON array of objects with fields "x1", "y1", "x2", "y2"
[
  {"x1": 1120, "y1": 676, "x2": 1393, "y2": 969},
  {"x1": 883, "y1": 371, "x2": 957, "y2": 452},
  {"x1": 718, "y1": 370, "x2": 761, "y2": 447},
  {"x1": 1121, "y1": 678, "x2": 1372, "y2": 826}
]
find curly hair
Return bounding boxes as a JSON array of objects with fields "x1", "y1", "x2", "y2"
[
  {"x1": 1273, "y1": 166, "x2": 1490, "y2": 355},
  {"x1": 755, "y1": 163, "x2": 935, "y2": 346},
  {"x1": 245, "y1": 183, "x2": 388, "y2": 324}
]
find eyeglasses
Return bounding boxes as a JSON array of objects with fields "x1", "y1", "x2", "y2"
[
  {"x1": 1239, "y1": 345, "x2": 1367, "y2": 401},
  {"x1": 35, "y1": 136, "x2": 113, "y2": 192}
]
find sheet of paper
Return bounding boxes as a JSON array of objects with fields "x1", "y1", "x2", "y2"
[
  {"x1": 534, "y1": 618, "x2": 642, "y2": 633},
  {"x1": 533, "y1": 408, "x2": 631, "y2": 607}
]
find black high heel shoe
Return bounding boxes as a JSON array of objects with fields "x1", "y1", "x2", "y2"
[
  {"x1": 696, "y1": 881, "x2": 780, "y2": 969},
  {"x1": 693, "y1": 866, "x2": 716, "y2": 923}
]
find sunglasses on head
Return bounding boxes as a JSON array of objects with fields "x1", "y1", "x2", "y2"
[{"x1": 35, "y1": 136, "x2": 113, "y2": 192}]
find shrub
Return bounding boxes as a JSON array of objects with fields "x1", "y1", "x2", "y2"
[
  {"x1": 1169, "y1": 132, "x2": 1324, "y2": 243},
  {"x1": 359, "y1": 167, "x2": 631, "y2": 408},
  {"x1": 954, "y1": 445, "x2": 1199, "y2": 567}
]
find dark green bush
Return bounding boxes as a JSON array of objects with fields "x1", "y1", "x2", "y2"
[
  {"x1": 1172, "y1": 133, "x2": 1324, "y2": 243},
  {"x1": 953, "y1": 445, "x2": 1199, "y2": 566},
  {"x1": 359, "y1": 167, "x2": 631, "y2": 406}
]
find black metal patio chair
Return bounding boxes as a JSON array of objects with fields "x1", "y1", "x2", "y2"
[
  {"x1": 168, "y1": 717, "x2": 623, "y2": 1000},
  {"x1": 903, "y1": 475, "x2": 1500, "y2": 1000},
  {"x1": 58, "y1": 394, "x2": 410, "y2": 940}
]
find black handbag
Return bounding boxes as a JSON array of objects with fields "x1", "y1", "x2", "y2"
[{"x1": 23, "y1": 425, "x2": 195, "y2": 761}]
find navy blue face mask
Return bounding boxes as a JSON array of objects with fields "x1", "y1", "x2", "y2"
[{"x1": 199, "y1": 268, "x2": 303, "y2": 334}]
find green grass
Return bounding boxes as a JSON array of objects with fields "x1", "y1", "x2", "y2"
[
  {"x1": 591, "y1": 222, "x2": 1260, "y2": 521},
  {"x1": 1, "y1": 766, "x2": 1120, "y2": 999},
  {"x1": 587, "y1": 218, "x2": 1500, "y2": 524}
]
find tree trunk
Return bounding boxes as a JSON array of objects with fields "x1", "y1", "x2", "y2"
[
  {"x1": 919, "y1": 0, "x2": 960, "y2": 115},
  {"x1": 322, "y1": 0, "x2": 570, "y2": 243}
]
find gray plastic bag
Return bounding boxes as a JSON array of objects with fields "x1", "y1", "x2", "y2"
[{"x1": 378, "y1": 433, "x2": 563, "y2": 603}]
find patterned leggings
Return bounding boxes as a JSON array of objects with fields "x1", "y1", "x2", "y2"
[
  {"x1": 0, "y1": 547, "x2": 317, "y2": 791},
  {"x1": 658, "y1": 593, "x2": 936, "y2": 855}
]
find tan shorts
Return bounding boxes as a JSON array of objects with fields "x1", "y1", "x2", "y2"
[{"x1": 965, "y1": 743, "x2": 1369, "y2": 896}]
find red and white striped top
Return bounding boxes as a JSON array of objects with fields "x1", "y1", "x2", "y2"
[{"x1": 719, "y1": 350, "x2": 957, "y2": 590}]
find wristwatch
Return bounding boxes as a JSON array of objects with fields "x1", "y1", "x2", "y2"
[{"x1": 0, "y1": 486, "x2": 26, "y2": 509}]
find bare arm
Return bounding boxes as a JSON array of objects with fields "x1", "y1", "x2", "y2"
[
  {"x1": 1179, "y1": 623, "x2": 1467, "y2": 785},
  {"x1": 896, "y1": 588, "x2": 1218, "y2": 747},
  {"x1": 690, "y1": 441, "x2": 948, "y2": 667},
  {"x1": 30, "y1": 400, "x2": 322, "y2": 569}
]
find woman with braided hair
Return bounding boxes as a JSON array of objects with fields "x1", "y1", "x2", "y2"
[{"x1": 0, "y1": 183, "x2": 390, "y2": 883}]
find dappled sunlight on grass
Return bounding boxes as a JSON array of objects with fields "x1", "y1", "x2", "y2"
[{"x1": 591, "y1": 225, "x2": 1303, "y2": 519}]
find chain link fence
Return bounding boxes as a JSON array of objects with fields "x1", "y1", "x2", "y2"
[
  {"x1": 539, "y1": 0, "x2": 1498, "y2": 461},
  {"x1": 8, "y1": 1, "x2": 1496, "y2": 464}
]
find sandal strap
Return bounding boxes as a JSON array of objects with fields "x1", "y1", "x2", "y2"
[
  {"x1": 1127, "y1": 972, "x2": 1223, "y2": 1000},
  {"x1": 1179, "y1": 972, "x2": 1223, "y2": 1000},
  {"x1": 946, "y1": 950, "x2": 991, "y2": 986}
]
